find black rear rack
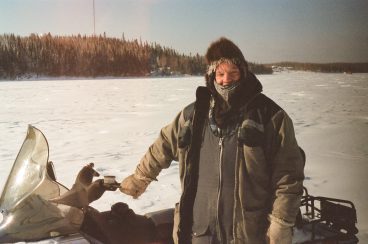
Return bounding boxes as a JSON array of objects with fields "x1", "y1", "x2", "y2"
[{"x1": 296, "y1": 187, "x2": 359, "y2": 243}]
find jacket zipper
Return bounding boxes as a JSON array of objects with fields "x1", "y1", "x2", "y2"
[{"x1": 216, "y1": 134, "x2": 224, "y2": 243}]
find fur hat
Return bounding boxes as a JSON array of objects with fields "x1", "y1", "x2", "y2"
[
  {"x1": 204, "y1": 38, "x2": 262, "y2": 128},
  {"x1": 205, "y1": 37, "x2": 248, "y2": 77}
]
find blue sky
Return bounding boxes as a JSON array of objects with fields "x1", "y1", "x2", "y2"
[{"x1": 1, "y1": 0, "x2": 367, "y2": 63}]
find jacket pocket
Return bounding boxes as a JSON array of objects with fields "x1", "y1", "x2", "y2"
[
  {"x1": 238, "y1": 124, "x2": 264, "y2": 148},
  {"x1": 178, "y1": 122, "x2": 192, "y2": 149},
  {"x1": 192, "y1": 208, "x2": 209, "y2": 237},
  {"x1": 243, "y1": 145, "x2": 269, "y2": 184},
  {"x1": 240, "y1": 145, "x2": 271, "y2": 217},
  {"x1": 192, "y1": 224, "x2": 209, "y2": 238},
  {"x1": 243, "y1": 145, "x2": 266, "y2": 162},
  {"x1": 242, "y1": 208, "x2": 268, "y2": 244}
]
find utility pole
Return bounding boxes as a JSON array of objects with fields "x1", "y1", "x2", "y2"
[{"x1": 93, "y1": 0, "x2": 96, "y2": 36}]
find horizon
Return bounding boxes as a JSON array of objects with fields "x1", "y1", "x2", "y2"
[{"x1": 1, "y1": 0, "x2": 367, "y2": 63}]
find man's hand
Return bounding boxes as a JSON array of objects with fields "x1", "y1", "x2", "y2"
[
  {"x1": 50, "y1": 163, "x2": 106, "y2": 208},
  {"x1": 76, "y1": 162, "x2": 100, "y2": 187},
  {"x1": 119, "y1": 174, "x2": 151, "y2": 199}
]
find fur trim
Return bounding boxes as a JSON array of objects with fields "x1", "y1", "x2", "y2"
[{"x1": 206, "y1": 57, "x2": 241, "y2": 75}]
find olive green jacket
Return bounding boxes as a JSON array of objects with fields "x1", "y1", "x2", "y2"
[{"x1": 135, "y1": 89, "x2": 304, "y2": 244}]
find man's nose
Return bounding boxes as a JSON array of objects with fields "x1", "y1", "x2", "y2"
[{"x1": 223, "y1": 73, "x2": 232, "y2": 84}]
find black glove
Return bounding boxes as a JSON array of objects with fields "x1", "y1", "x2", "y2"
[{"x1": 81, "y1": 202, "x2": 157, "y2": 244}]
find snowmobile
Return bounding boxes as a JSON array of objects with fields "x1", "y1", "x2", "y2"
[{"x1": 0, "y1": 126, "x2": 359, "y2": 243}]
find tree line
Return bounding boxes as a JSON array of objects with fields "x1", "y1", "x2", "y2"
[
  {"x1": 269, "y1": 62, "x2": 368, "y2": 73},
  {"x1": 0, "y1": 33, "x2": 205, "y2": 79},
  {"x1": 0, "y1": 33, "x2": 273, "y2": 80}
]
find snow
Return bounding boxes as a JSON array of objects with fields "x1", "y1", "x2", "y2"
[{"x1": 0, "y1": 72, "x2": 367, "y2": 242}]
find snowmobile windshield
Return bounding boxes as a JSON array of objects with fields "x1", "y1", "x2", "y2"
[
  {"x1": 0, "y1": 126, "x2": 84, "y2": 243},
  {"x1": 0, "y1": 125, "x2": 49, "y2": 210}
]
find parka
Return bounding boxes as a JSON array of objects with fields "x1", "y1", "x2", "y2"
[{"x1": 135, "y1": 74, "x2": 305, "y2": 243}]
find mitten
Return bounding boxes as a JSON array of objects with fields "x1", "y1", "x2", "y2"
[{"x1": 120, "y1": 173, "x2": 151, "y2": 199}]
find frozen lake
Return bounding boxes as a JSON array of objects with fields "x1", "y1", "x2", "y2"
[{"x1": 0, "y1": 72, "x2": 367, "y2": 242}]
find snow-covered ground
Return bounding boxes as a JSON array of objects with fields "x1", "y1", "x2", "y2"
[{"x1": 0, "y1": 72, "x2": 367, "y2": 242}]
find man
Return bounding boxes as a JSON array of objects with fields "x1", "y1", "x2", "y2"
[{"x1": 120, "y1": 37, "x2": 305, "y2": 244}]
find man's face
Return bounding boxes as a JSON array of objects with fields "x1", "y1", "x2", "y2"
[{"x1": 215, "y1": 62, "x2": 240, "y2": 86}]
